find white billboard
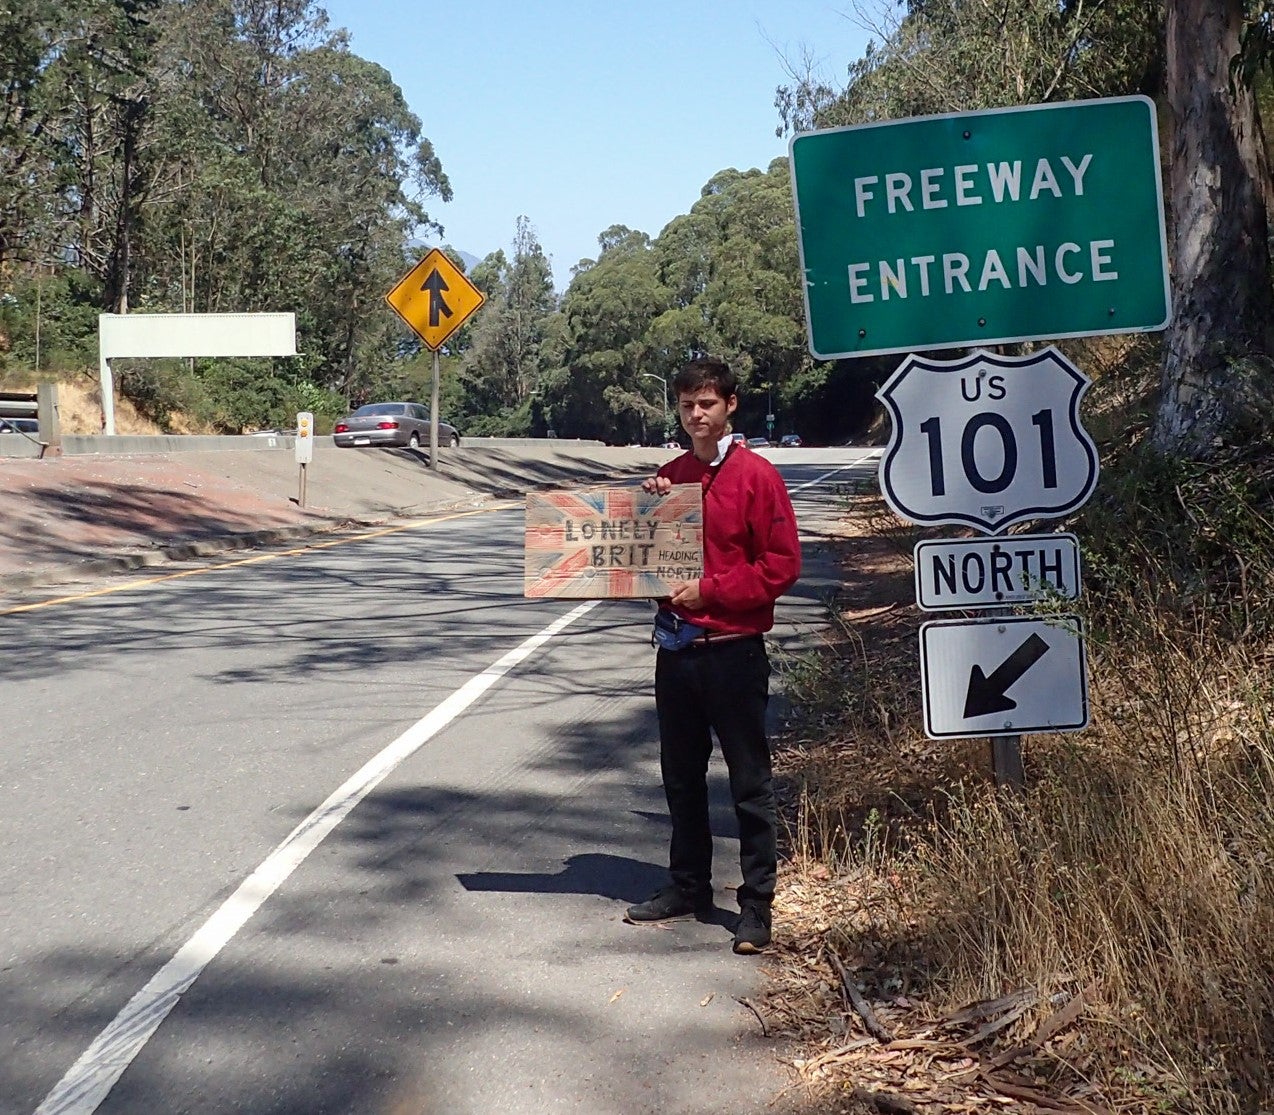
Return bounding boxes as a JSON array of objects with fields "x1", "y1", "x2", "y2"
[{"x1": 98, "y1": 313, "x2": 297, "y2": 435}]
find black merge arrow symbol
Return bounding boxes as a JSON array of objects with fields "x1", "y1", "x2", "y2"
[
  {"x1": 964, "y1": 632, "x2": 1050, "y2": 719},
  {"x1": 420, "y1": 268, "x2": 453, "y2": 328}
]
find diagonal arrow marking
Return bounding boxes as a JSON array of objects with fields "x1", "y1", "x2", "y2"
[
  {"x1": 963, "y1": 632, "x2": 1050, "y2": 719},
  {"x1": 421, "y1": 268, "x2": 453, "y2": 327}
]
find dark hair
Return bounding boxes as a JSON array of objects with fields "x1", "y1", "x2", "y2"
[{"x1": 672, "y1": 355, "x2": 737, "y2": 399}]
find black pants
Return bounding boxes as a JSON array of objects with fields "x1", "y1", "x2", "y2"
[{"x1": 654, "y1": 636, "x2": 775, "y2": 906}]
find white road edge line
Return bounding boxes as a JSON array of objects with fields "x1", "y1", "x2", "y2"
[
  {"x1": 791, "y1": 453, "x2": 881, "y2": 494},
  {"x1": 35, "y1": 599, "x2": 601, "y2": 1115}
]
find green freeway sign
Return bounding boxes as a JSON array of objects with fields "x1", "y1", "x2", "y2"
[{"x1": 788, "y1": 96, "x2": 1171, "y2": 360}]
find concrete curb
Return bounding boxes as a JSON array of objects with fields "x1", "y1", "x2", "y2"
[
  {"x1": 0, "y1": 434, "x2": 609, "y2": 459},
  {"x1": 2, "y1": 497, "x2": 496, "y2": 592},
  {"x1": 3, "y1": 524, "x2": 330, "y2": 591},
  {"x1": 1, "y1": 444, "x2": 676, "y2": 594}
]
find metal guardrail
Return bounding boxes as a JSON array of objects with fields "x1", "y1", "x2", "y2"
[
  {"x1": 0, "y1": 385, "x2": 62, "y2": 456},
  {"x1": 0, "y1": 391, "x2": 38, "y2": 419},
  {"x1": 0, "y1": 390, "x2": 44, "y2": 451}
]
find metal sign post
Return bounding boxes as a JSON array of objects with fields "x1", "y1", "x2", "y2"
[
  {"x1": 385, "y1": 248, "x2": 486, "y2": 471},
  {"x1": 430, "y1": 349, "x2": 441, "y2": 464},
  {"x1": 295, "y1": 411, "x2": 314, "y2": 507}
]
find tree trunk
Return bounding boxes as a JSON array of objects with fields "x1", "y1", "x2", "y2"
[
  {"x1": 107, "y1": 98, "x2": 147, "y2": 315},
  {"x1": 1155, "y1": 0, "x2": 1274, "y2": 456}
]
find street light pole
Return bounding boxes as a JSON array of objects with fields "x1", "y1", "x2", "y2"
[{"x1": 641, "y1": 373, "x2": 668, "y2": 439}]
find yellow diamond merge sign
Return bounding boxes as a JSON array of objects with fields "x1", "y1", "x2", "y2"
[{"x1": 385, "y1": 247, "x2": 485, "y2": 350}]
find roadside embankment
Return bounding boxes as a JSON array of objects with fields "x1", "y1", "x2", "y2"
[{"x1": 0, "y1": 441, "x2": 673, "y2": 591}]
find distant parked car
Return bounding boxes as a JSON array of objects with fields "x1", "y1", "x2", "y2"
[
  {"x1": 779, "y1": 433, "x2": 803, "y2": 448},
  {"x1": 729, "y1": 432, "x2": 747, "y2": 446},
  {"x1": 0, "y1": 417, "x2": 37, "y2": 434},
  {"x1": 747, "y1": 436, "x2": 771, "y2": 449},
  {"x1": 332, "y1": 402, "x2": 460, "y2": 449}
]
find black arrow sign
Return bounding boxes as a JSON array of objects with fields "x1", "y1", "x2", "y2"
[
  {"x1": 420, "y1": 269, "x2": 453, "y2": 328},
  {"x1": 964, "y1": 632, "x2": 1050, "y2": 718}
]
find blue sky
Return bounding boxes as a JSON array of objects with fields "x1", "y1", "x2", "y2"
[{"x1": 318, "y1": 1, "x2": 872, "y2": 289}]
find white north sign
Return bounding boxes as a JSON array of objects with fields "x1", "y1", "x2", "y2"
[
  {"x1": 914, "y1": 533, "x2": 1081, "y2": 611},
  {"x1": 919, "y1": 614, "x2": 1089, "y2": 739}
]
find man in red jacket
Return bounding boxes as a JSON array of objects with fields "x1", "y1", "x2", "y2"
[{"x1": 625, "y1": 356, "x2": 801, "y2": 954}]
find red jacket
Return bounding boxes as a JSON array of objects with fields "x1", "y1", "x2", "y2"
[{"x1": 657, "y1": 445, "x2": 801, "y2": 635}]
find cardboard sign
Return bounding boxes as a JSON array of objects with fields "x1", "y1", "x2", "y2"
[{"x1": 524, "y1": 485, "x2": 703, "y2": 599}]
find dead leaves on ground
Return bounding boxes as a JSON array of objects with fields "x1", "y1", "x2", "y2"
[
  {"x1": 762, "y1": 950, "x2": 1106, "y2": 1112},
  {"x1": 756, "y1": 849, "x2": 1110, "y2": 1112}
]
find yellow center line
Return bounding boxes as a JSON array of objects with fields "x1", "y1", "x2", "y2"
[{"x1": 0, "y1": 505, "x2": 513, "y2": 616}]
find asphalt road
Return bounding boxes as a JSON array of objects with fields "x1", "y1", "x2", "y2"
[{"x1": 0, "y1": 449, "x2": 880, "y2": 1115}]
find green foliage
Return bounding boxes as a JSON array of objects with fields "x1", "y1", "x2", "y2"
[
  {"x1": 778, "y1": 0, "x2": 1164, "y2": 131},
  {"x1": 548, "y1": 226, "x2": 670, "y2": 443},
  {"x1": 454, "y1": 220, "x2": 558, "y2": 433},
  {"x1": 1236, "y1": 0, "x2": 1274, "y2": 88},
  {"x1": 0, "y1": 0, "x2": 452, "y2": 426},
  {"x1": 116, "y1": 355, "x2": 325, "y2": 432},
  {"x1": 1078, "y1": 433, "x2": 1274, "y2": 642},
  {"x1": 460, "y1": 219, "x2": 556, "y2": 406},
  {"x1": 0, "y1": 0, "x2": 67, "y2": 268},
  {"x1": 539, "y1": 161, "x2": 870, "y2": 444},
  {"x1": 0, "y1": 269, "x2": 103, "y2": 373}
]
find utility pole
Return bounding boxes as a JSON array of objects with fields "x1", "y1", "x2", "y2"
[{"x1": 641, "y1": 372, "x2": 669, "y2": 440}]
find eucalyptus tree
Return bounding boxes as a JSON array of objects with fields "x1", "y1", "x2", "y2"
[
  {"x1": 459, "y1": 217, "x2": 557, "y2": 429},
  {"x1": 136, "y1": 0, "x2": 333, "y2": 315},
  {"x1": 445, "y1": 246, "x2": 505, "y2": 369},
  {"x1": 134, "y1": 0, "x2": 450, "y2": 403},
  {"x1": 702, "y1": 163, "x2": 806, "y2": 429},
  {"x1": 550, "y1": 224, "x2": 671, "y2": 442},
  {"x1": 649, "y1": 162, "x2": 824, "y2": 437},
  {"x1": 31, "y1": 0, "x2": 166, "y2": 313},
  {"x1": 275, "y1": 41, "x2": 451, "y2": 400},
  {"x1": 0, "y1": 0, "x2": 66, "y2": 270},
  {"x1": 777, "y1": 0, "x2": 1162, "y2": 131},
  {"x1": 1153, "y1": 0, "x2": 1274, "y2": 454}
]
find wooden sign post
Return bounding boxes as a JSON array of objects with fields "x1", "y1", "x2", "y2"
[{"x1": 524, "y1": 486, "x2": 703, "y2": 599}]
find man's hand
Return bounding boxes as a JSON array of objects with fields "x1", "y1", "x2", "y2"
[
  {"x1": 641, "y1": 474, "x2": 673, "y2": 495},
  {"x1": 669, "y1": 579, "x2": 704, "y2": 609}
]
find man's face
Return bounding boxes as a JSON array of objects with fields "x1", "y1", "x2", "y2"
[{"x1": 677, "y1": 385, "x2": 737, "y2": 445}]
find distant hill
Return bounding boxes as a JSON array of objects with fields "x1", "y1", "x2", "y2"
[{"x1": 406, "y1": 240, "x2": 482, "y2": 273}]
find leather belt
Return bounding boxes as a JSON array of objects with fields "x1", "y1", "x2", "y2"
[{"x1": 685, "y1": 631, "x2": 758, "y2": 649}]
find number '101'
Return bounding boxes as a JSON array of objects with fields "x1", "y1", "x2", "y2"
[{"x1": 918, "y1": 409, "x2": 1058, "y2": 496}]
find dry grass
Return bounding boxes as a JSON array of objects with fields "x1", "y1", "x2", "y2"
[
  {"x1": 765, "y1": 391, "x2": 1274, "y2": 1113},
  {"x1": 0, "y1": 372, "x2": 204, "y2": 434}
]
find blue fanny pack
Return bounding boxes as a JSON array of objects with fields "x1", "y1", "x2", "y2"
[{"x1": 652, "y1": 609, "x2": 705, "y2": 651}]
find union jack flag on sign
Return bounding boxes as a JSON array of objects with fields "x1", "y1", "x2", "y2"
[{"x1": 524, "y1": 485, "x2": 704, "y2": 599}]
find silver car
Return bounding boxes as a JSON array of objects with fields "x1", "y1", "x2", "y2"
[{"x1": 332, "y1": 402, "x2": 460, "y2": 449}]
